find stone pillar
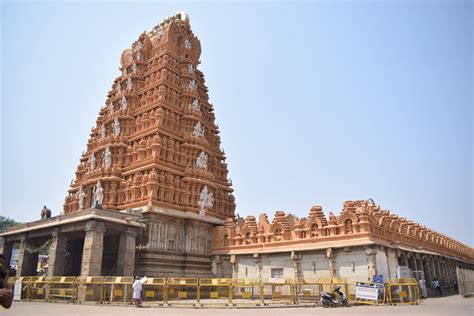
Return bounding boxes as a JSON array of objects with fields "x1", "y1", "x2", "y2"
[
  {"x1": 326, "y1": 248, "x2": 335, "y2": 278},
  {"x1": 422, "y1": 257, "x2": 432, "y2": 283},
  {"x1": 291, "y1": 251, "x2": 302, "y2": 281},
  {"x1": 386, "y1": 248, "x2": 398, "y2": 279},
  {"x1": 17, "y1": 237, "x2": 39, "y2": 277},
  {"x1": 253, "y1": 254, "x2": 261, "y2": 280},
  {"x1": 81, "y1": 220, "x2": 106, "y2": 276},
  {"x1": 1, "y1": 240, "x2": 14, "y2": 267},
  {"x1": 230, "y1": 255, "x2": 237, "y2": 280},
  {"x1": 366, "y1": 248, "x2": 377, "y2": 281},
  {"x1": 47, "y1": 229, "x2": 67, "y2": 276},
  {"x1": 116, "y1": 228, "x2": 137, "y2": 276}
]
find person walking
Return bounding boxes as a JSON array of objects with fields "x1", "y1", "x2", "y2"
[
  {"x1": 132, "y1": 276, "x2": 143, "y2": 307},
  {"x1": 431, "y1": 277, "x2": 442, "y2": 296}
]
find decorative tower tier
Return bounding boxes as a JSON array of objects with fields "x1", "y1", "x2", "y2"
[{"x1": 64, "y1": 12, "x2": 235, "y2": 222}]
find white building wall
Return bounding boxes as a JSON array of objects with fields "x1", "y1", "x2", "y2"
[
  {"x1": 334, "y1": 250, "x2": 369, "y2": 283},
  {"x1": 300, "y1": 253, "x2": 330, "y2": 281}
]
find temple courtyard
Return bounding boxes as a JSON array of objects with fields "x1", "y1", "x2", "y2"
[{"x1": 3, "y1": 295, "x2": 473, "y2": 316}]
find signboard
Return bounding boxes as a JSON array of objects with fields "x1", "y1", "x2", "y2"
[
  {"x1": 355, "y1": 282, "x2": 379, "y2": 301},
  {"x1": 269, "y1": 278, "x2": 285, "y2": 284},
  {"x1": 373, "y1": 275, "x2": 384, "y2": 284}
]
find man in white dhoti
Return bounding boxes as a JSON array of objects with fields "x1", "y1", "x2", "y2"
[{"x1": 132, "y1": 276, "x2": 142, "y2": 307}]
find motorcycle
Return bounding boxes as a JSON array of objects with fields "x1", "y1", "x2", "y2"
[{"x1": 320, "y1": 286, "x2": 350, "y2": 307}]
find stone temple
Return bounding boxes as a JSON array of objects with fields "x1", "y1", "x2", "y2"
[{"x1": 1, "y1": 12, "x2": 473, "y2": 291}]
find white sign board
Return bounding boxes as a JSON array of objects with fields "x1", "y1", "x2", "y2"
[
  {"x1": 14, "y1": 280, "x2": 22, "y2": 301},
  {"x1": 355, "y1": 282, "x2": 379, "y2": 301}
]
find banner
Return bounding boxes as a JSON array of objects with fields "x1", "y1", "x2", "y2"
[{"x1": 356, "y1": 282, "x2": 379, "y2": 301}]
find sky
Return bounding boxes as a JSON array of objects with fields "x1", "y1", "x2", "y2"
[{"x1": 1, "y1": 1, "x2": 472, "y2": 246}]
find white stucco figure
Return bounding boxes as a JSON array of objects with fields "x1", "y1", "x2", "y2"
[
  {"x1": 189, "y1": 99, "x2": 200, "y2": 112},
  {"x1": 198, "y1": 185, "x2": 214, "y2": 216},
  {"x1": 112, "y1": 118, "x2": 121, "y2": 136},
  {"x1": 127, "y1": 77, "x2": 133, "y2": 91},
  {"x1": 132, "y1": 63, "x2": 137, "y2": 74},
  {"x1": 196, "y1": 151, "x2": 208, "y2": 170},
  {"x1": 133, "y1": 41, "x2": 144, "y2": 52},
  {"x1": 184, "y1": 39, "x2": 192, "y2": 49},
  {"x1": 100, "y1": 124, "x2": 106, "y2": 139},
  {"x1": 103, "y1": 147, "x2": 112, "y2": 168},
  {"x1": 117, "y1": 82, "x2": 121, "y2": 94},
  {"x1": 120, "y1": 96, "x2": 128, "y2": 110},
  {"x1": 93, "y1": 180, "x2": 104, "y2": 207},
  {"x1": 135, "y1": 51, "x2": 142, "y2": 61},
  {"x1": 108, "y1": 102, "x2": 114, "y2": 114},
  {"x1": 189, "y1": 80, "x2": 197, "y2": 92},
  {"x1": 192, "y1": 121, "x2": 205, "y2": 137},
  {"x1": 123, "y1": 68, "x2": 127, "y2": 76},
  {"x1": 89, "y1": 153, "x2": 96, "y2": 171},
  {"x1": 77, "y1": 186, "x2": 86, "y2": 210},
  {"x1": 156, "y1": 28, "x2": 163, "y2": 40},
  {"x1": 187, "y1": 63, "x2": 194, "y2": 73}
]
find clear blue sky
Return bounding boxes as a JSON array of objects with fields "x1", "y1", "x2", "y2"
[{"x1": 1, "y1": 1, "x2": 472, "y2": 246}]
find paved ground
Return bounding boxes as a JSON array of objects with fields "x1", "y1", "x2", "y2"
[{"x1": 2, "y1": 295, "x2": 473, "y2": 315}]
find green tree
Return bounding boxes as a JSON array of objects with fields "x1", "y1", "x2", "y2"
[{"x1": 0, "y1": 216, "x2": 21, "y2": 233}]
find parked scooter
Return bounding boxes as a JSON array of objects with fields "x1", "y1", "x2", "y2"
[{"x1": 320, "y1": 286, "x2": 350, "y2": 307}]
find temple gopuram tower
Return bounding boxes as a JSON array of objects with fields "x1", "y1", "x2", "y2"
[{"x1": 60, "y1": 11, "x2": 235, "y2": 276}]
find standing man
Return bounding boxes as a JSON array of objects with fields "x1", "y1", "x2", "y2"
[
  {"x1": 132, "y1": 276, "x2": 143, "y2": 307},
  {"x1": 0, "y1": 254, "x2": 13, "y2": 309}
]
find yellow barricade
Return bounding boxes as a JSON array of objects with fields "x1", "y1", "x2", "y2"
[
  {"x1": 387, "y1": 278, "x2": 419, "y2": 305},
  {"x1": 102, "y1": 276, "x2": 133, "y2": 304},
  {"x1": 7, "y1": 277, "x2": 29, "y2": 300},
  {"x1": 48, "y1": 276, "x2": 77, "y2": 302},
  {"x1": 26, "y1": 276, "x2": 51, "y2": 301},
  {"x1": 166, "y1": 278, "x2": 198, "y2": 306},
  {"x1": 231, "y1": 278, "x2": 263, "y2": 306},
  {"x1": 198, "y1": 278, "x2": 232, "y2": 306},
  {"x1": 261, "y1": 278, "x2": 295, "y2": 305},
  {"x1": 75, "y1": 276, "x2": 104, "y2": 303},
  {"x1": 141, "y1": 277, "x2": 167, "y2": 305},
  {"x1": 294, "y1": 279, "x2": 321, "y2": 304},
  {"x1": 318, "y1": 278, "x2": 349, "y2": 303},
  {"x1": 352, "y1": 281, "x2": 385, "y2": 305}
]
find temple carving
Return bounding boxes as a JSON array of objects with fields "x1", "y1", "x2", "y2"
[{"x1": 63, "y1": 11, "x2": 235, "y2": 219}]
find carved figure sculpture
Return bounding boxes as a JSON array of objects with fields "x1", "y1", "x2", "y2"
[
  {"x1": 100, "y1": 124, "x2": 106, "y2": 139},
  {"x1": 189, "y1": 99, "x2": 200, "y2": 112},
  {"x1": 127, "y1": 77, "x2": 133, "y2": 91},
  {"x1": 40, "y1": 205, "x2": 51, "y2": 219},
  {"x1": 196, "y1": 151, "x2": 208, "y2": 170},
  {"x1": 120, "y1": 96, "x2": 128, "y2": 110},
  {"x1": 187, "y1": 63, "x2": 194, "y2": 73},
  {"x1": 77, "y1": 186, "x2": 86, "y2": 210},
  {"x1": 192, "y1": 121, "x2": 205, "y2": 137},
  {"x1": 93, "y1": 180, "x2": 104, "y2": 208},
  {"x1": 184, "y1": 39, "x2": 192, "y2": 49},
  {"x1": 189, "y1": 80, "x2": 197, "y2": 92},
  {"x1": 89, "y1": 153, "x2": 96, "y2": 171},
  {"x1": 103, "y1": 146, "x2": 112, "y2": 168},
  {"x1": 112, "y1": 118, "x2": 121, "y2": 136},
  {"x1": 132, "y1": 63, "x2": 137, "y2": 74},
  {"x1": 198, "y1": 185, "x2": 214, "y2": 216}
]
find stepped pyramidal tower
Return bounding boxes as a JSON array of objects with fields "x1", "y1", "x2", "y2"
[
  {"x1": 64, "y1": 12, "x2": 235, "y2": 219},
  {"x1": 60, "y1": 12, "x2": 235, "y2": 276}
]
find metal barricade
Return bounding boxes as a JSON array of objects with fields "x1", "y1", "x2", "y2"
[
  {"x1": 261, "y1": 278, "x2": 295, "y2": 305},
  {"x1": 387, "y1": 278, "x2": 419, "y2": 305},
  {"x1": 294, "y1": 279, "x2": 321, "y2": 304},
  {"x1": 75, "y1": 276, "x2": 104, "y2": 303},
  {"x1": 142, "y1": 277, "x2": 167, "y2": 305},
  {"x1": 166, "y1": 278, "x2": 198, "y2": 306},
  {"x1": 318, "y1": 278, "x2": 349, "y2": 303},
  {"x1": 198, "y1": 278, "x2": 232, "y2": 306},
  {"x1": 231, "y1": 278, "x2": 263, "y2": 306},
  {"x1": 102, "y1": 276, "x2": 133, "y2": 304},
  {"x1": 352, "y1": 281, "x2": 386, "y2": 305},
  {"x1": 48, "y1": 276, "x2": 77, "y2": 302},
  {"x1": 27, "y1": 276, "x2": 51, "y2": 301}
]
